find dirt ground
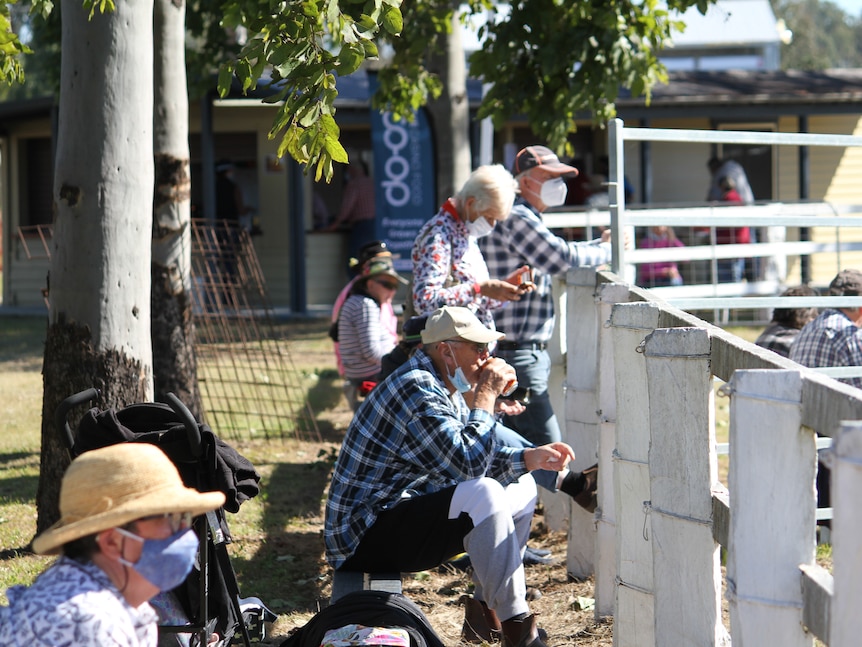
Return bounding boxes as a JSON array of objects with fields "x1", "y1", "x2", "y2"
[
  {"x1": 268, "y1": 511, "x2": 612, "y2": 647},
  {"x1": 262, "y1": 410, "x2": 613, "y2": 647}
]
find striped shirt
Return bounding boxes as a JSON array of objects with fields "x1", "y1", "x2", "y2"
[
  {"x1": 338, "y1": 294, "x2": 397, "y2": 380},
  {"x1": 324, "y1": 349, "x2": 526, "y2": 568},
  {"x1": 790, "y1": 309, "x2": 862, "y2": 389},
  {"x1": 478, "y1": 198, "x2": 612, "y2": 343}
]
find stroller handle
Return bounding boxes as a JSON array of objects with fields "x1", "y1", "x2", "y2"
[
  {"x1": 165, "y1": 392, "x2": 203, "y2": 458},
  {"x1": 55, "y1": 388, "x2": 99, "y2": 453}
]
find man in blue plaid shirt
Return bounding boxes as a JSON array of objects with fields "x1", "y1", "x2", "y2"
[
  {"x1": 479, "y1": 146, "x2": 612, "y2": 453},
  {"x1": 324, "y1": 306, "x2": 575, "y2": 647},
  {"x1": 790, "y1": 269, "x2": 862, "y2": 389}
]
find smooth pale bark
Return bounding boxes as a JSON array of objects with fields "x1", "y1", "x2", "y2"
[
  {"x1": 152, "y1": 0, "x2": 201, "y2": 416},
  {"x1": 424, "y1": 13, "x2": 471, "y2": 204},
  {"x1": 37, "y1": 0, "x2": 155, "y2": 531}
]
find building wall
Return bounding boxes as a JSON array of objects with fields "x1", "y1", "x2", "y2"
[
  {"x1": 775, "y1": 114, "x2": 862, "y2": 287},
  {"x1": 5, "y1": 106, "x2": 862, "y2": 310}
]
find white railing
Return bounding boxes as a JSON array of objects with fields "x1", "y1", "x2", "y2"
[{"x1": 560, "y1": 266, "x2": 861, "y2": 646}]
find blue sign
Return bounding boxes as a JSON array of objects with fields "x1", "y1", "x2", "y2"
[{"x1": 369, "y1": 76, "x2": 437, "y2": 272}]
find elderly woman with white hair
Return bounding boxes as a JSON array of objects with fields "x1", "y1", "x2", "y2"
[
  {"x1": 0, "y1": 443, "x2": 225, "y2": 647},
  {"x1": 411, "y1": 164, "x2": 534, "y2": 329}
]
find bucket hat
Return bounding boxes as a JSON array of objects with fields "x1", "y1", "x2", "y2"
[
  {"x1": 32, "y1": 443, "x2": 226, "y2": 555},
  {"x1": 360, "y1": 257, "x2": 408, "y2": 285}
]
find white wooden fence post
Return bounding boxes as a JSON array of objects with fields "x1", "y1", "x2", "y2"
[
  {"x1": 565, "y1": 267, "x2": 602, "y2": 578},
  {"x1": 541, "y1": 274, "x2": 571, "y2": 533},
  {"x1": 830, "y1": 421, "x2": 862, "y2": 647},
  {"x1": 644, "y1": 327, "x2": 725, "y2": 646},
  {"x1": 727, "y1": 369, "x2": 814, "y2": 647},
  {"x1": 594, "y1": 280, "x2": 631, "y2": 617},
  {"x1": 609, "y1": 301, "x2": 663, "y2": 646}
]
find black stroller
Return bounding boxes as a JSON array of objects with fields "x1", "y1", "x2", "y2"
[{"x1": 56, "y1": 388, "x2": 275, "y2": 647}]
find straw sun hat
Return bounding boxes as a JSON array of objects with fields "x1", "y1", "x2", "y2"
[{"x1": 32, "y1": 443, "x2": 226, "y2": 555}]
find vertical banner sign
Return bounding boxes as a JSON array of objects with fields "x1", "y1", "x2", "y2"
[{"x1": 369, "y1": 73, "x2": 437, "y2": 272}]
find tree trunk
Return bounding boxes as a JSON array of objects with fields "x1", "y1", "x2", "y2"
[
  {"x1": 38, "y1": 0, "x2": 155, "y2": 532},
  {"x1": 152, "y1": 0, "x2": 201, "y2": 417},
  {"x1": 425, "y1": 11, "x2": 472, "y2": 204}
]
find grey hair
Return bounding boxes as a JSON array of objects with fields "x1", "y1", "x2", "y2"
[{"x1": 455, "y1": 164, "x2": 518, "y2": 217}]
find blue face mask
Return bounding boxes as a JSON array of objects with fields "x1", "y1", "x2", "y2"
[
  {"x1": 116, "y1": 527, "x2": 199, "y2": 592},
  {"x1": 443, "y1": 344, "x2": 473, "y2": 393}
]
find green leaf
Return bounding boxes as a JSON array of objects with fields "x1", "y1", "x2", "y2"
[
  {"x1": 217, "y1": 64, "x2": 234, "y2": 98},
  {"x1": 337, "y1": 43, "x2": 364, "y2": 75},
  {"x1": 382, "y1": 6, "x2": 402, "y2": 35}
]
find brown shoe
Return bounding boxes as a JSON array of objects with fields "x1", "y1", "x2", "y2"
[
  {"x1": 461, "y1": 595, "x2": 502, "y2": 643},
  {"x1": 501, "y1": 614, "x2": 547, "y2": 647},
  {"x1": 560, "y1": 463, "x2": 598, "y2": 513}
]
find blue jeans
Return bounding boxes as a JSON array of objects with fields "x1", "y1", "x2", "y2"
[
  {"x1": 496, "y1": 348, "x2": 561, "y2": 446},
  {"x1": 493, "y1": 423, "x2": 558, "y2": 493}
]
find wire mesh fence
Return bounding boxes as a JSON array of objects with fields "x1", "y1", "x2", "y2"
[
  {"x1": 16, "y1": 220, "x2": 321, "y2": 442},
  {"x1": 189, "y1": 219, "x2": 320, "y2": 442}
]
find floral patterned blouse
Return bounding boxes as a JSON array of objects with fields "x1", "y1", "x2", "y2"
[
  {"x1": 0, "y1": 556, "x2": 158, "y2": 646},
  {"x1": 411, "y1": 198, "x2": 504, "y2": 329}
]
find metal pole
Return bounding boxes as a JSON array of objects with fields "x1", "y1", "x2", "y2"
[
  {"x1": 799, "y1": 114, "x2": 810, "y2": 284},
  {"x1": 288, "y1": 159, "x2": 307, "y2": 313},
  {"x1": 640, "y1": 118, "x2": 651, "y2": 204},
  {"x1": 608, "y1": 119, "x2": 626, "y2": 274},
  {"x1": 200, "y1": 91, "x2": 216, "y2": 223}
]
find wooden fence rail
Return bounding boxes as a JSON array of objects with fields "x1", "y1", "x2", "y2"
[{"x1": 560, "y1": 267, "x2": 862, "y2": 646}]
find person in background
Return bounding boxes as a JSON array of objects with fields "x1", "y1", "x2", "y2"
[
  {"x1": 638, "y1": 225, "x2": 684, "y2": 287},
  {"x1": 327, "y1": 159, "x2": 377, "y2": 267},
  {"x1": 325, "y1": 306, "x2": 575, "y2": 647},
  {"x1": 412, "y1": 164, "x2": 530, "y2": 329},
  {"x1": 478, "y1": 145, "x2": 616, "y2": 451},
  {"x1": 312, "y1": 191, "x2": 331, "y2": 230},
  {"x1": 330, "y1": 240, "x2": 398, "y2": 379},
  {"x1": 790, "y1": 269, "x2": 862, "y2": 389},
  {"x1": 336, "y1": 256, "x2": 407, "y2": 411},
  {"x1": 714, "y1": 175, "x2": 751, "y2": 284},
  {"x1": 215, "y1": 160, "x2": 253, "y2": 289},
  {"x1": 707, "y1": 156, "x2": 753, "y2": 204},
  {"x1": 562, "y1": 158, "x2": 592, "y2": 206},
  {"x1": 379, "y1": 314, "x2": 428, "y2": 382},
  {"x1": 215, "y1": 160, "x2": 252, "y2": 226},
  {"x1": 707, "y1": 156, "x2": 757, "y2": 280},
  {"x1": 0, "y1": 443, "x2": 225, "y2": 647},
  {"x1": 754, "y1": 285, "x2": 819, "y2": 358}
]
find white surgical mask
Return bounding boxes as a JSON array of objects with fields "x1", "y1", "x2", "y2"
[
  {"x1": 540, "y1": 177, "x2": 568, "y2": 207},
  {"x1": 466, "y1": 216, "x2": 494, "y2": 239}
]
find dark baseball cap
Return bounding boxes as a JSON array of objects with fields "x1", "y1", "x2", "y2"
[
  {"x1": 511, "y1": 145, "x2": 578, "y2": 177},
  {"x1": 828, "y1": 269, "x2": 862, "y2": 296}
]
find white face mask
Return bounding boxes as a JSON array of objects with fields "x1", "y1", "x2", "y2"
[
  {"x1": 540, "y1": 177, "x2": 568, "y2": 207},
  {"x1": 466, "y1": 215, "x2": 494, "y2": 239}
]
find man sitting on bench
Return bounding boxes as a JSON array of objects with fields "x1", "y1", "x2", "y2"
[{"x1": 324, "y1": 306, "x2": 575, "y2": 647}]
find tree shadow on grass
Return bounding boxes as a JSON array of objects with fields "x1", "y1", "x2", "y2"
[{"x1": 232, "y1": 458, "x2": 336, "y2": 614}]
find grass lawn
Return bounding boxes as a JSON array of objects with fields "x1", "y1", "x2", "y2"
[
  {"x1": 0, "y1": 314, "x2": 349, "y2": 642},
  {"x1": 0, "y1": 314, "x2": 830, "y2": 646}
]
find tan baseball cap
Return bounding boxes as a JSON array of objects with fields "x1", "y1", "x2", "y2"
[{"x1": 420, "y1": 306, "x2": 505, "y2": 345}]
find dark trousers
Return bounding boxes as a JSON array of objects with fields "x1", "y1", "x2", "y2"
[{"x1": 341, "y1": 486, "x2": 472, "y2": 573}]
